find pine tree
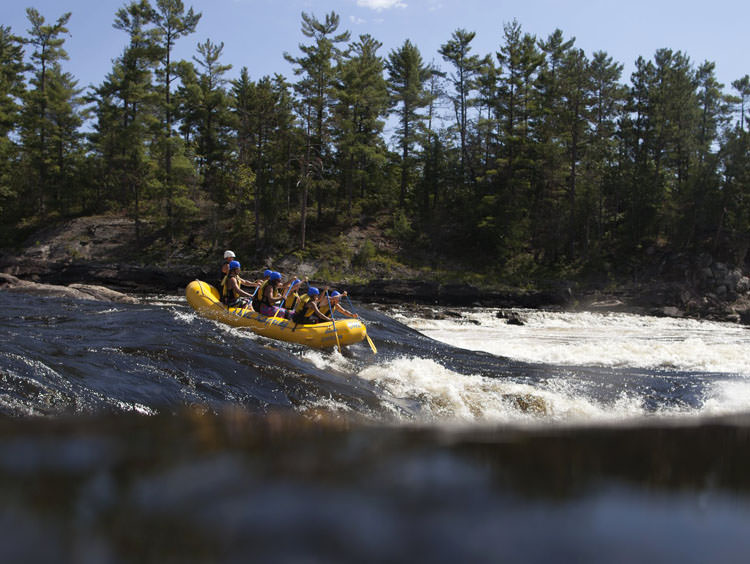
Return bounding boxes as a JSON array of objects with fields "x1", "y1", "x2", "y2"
[
  {"x1": 718, "y1": 126, "x2": 750, "y2": 263},
  {"x1": 230, "y1": 70, "x2": 297, "y2": 252},
  {"x1": 681, "y1": 61, "x2": 730, "y2": 249},
  {"x1": 439, "y1": 28, "x2": 484, "y2": 184},
  {"x1": 333, "y1": 33, "x2": 389, "y2": 217},
  {"x1": 150, "y1": 0, "x2": 201, "y2": 239},
  {"x1": 0, "y1": 25, "x2": 26, "y2": 215},
  {"x1": 19, "y1": 8, "x2": 85, "y2": 216},
  {"x1": 385, "y1": 39, "x2": 432, "y2": 207},
  {"x1": 585, "y1": 51, "x2": 626, "y2": 251},
  {"x1": 731, "y1": 75, "x2": 750, "y2": 131},
  {"x1": 487, "y1": 20, "x2": 543, "y2": 259},
  {"x1": 177, "y1": 38, "x2": 232, "y2": 202},
  {"x1": 532, "y1": 29, "x2": 577, "y2": 261},
  {"x1": 284, "y1": 11, "x2": 349, "y2": 247},
  {"x1": 89, "y1": 0, "x2": 161, "y2": 239}
]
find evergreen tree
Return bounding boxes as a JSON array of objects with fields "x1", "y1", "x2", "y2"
[
  {"x1": 0, "y1": 25, "x2": 26, "y2": 215},
  {"x1": 385, "y1": 39, "x2": 432, "y2": 207},
  {"x1": 533, "y1": 29, "x2": 579, "y2": 261},
  {"x1": 585, "y1": 50, "x2": 626, "y2": 252},
  {"x1": 284, "y1": 11, "x2": 350, "y2": 247},
  {"x1": 439, "y1": 28, "x2": 483, "y2": 184},
  {"x1": 621, "y1": 55, "x2": 658, "y2": 246},
  {"x1": 731, "y1": 75, "x2": 750, "y2": 131},
  {"x1": 150, "y1": 0, "x2": 201, "y2": 239},
  {"x1": 89, "y1": 0, "x2": 161, "y2": 239},
  {"x1": 230, "y1": 70, "x2": 297, "y2": 252},
  {"x1": 718, "y1": 126, "x2": 750, "y2": 263},
  {"x1": 333, "y1": 33, "x2": 389, "y2": 217},
  {"x1": 486, "y1": 20, "x2": 543, "y2": 259},
  {"x1": 19, "y1": 8, "x2": 85, "y2": 216},
  {"x1": 474, "y1": 55, "x2": 500, "y2": 183},
  {"x1": 177, "y1": 38, "x2": 232, "y2": 203}
]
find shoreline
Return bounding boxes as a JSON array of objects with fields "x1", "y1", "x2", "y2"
[{"x1": 2, "y1": 254, "x2": 750, "y2": 324}]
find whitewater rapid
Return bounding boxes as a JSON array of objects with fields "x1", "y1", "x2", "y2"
[
  {"x1": 163, "y1": 296, "x2": 750, "y2": 425},
  {"x1": 329, "y1": 307, "x2": 750, "y2": 425},
  {"x1": 397, "y1": 308, "x2": 750, "y2": 375}
]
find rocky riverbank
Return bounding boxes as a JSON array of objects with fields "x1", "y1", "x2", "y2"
[
  {"x1": 3, "y1": 252, "x2": 750, "y2": 324},
  {"x1": 2, "y1": 215, "x2": 750, "y2": 323}
]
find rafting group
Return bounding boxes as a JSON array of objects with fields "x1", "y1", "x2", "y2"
[{"x1": 219, "y1": 250, "x2": 358, "y2": 325}]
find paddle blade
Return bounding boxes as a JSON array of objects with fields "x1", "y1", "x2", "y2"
[{"x1": 366, "y1": 334, "x2": 377, "y2": 355}]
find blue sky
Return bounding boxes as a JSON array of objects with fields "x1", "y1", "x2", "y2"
[{"x1": 3, "y1": 0, "x2": 748, "y2": 94}]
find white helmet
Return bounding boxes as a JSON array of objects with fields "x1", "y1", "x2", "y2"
[{"x1": 223, "y1": 250, "x2": 236, "y2": 259}]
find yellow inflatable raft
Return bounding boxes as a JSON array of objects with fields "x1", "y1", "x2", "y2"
[{"x1": 185, "y1": 280, "x2": 369, "y2": 350}]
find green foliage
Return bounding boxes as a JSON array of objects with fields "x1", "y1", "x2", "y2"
[
  {"x1": 1, "y1": 6, "x2": 749, "y2": 280},
  {"x1": 352, "y1": 239, "x2": 376, "y2": 267},
  {"x1": 387, "y1": 209, "x2": 413, "y2": 242}
]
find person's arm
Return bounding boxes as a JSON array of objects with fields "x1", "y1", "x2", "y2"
[
  {"x1": 231, "y1": 277, "x2": 253, "y2": 298},
  {"x1": 334, "y1": 303, "x2": 356, "y2": 318},
  {"x1": 311, "y1": 301, "x2": 331, "y2": 322},
  {"x1": 268, "y1": 286, "x2": 285, "y2": 304}
]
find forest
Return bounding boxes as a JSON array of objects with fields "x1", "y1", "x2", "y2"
[{"x1": 1, "y1": 1, "x2": 750, "y2": 285}]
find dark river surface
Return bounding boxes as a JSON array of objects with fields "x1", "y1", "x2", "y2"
[{"x1": 1, "y1": 290, "x2": 750, "y2": 562}]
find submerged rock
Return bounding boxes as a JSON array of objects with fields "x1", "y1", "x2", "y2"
[
  {"x1": 496, "y1": 310, "x2": 526, "y2": 326},
  {"x1": 502, "y1": 393, "x2": 548, "y2": 415}
]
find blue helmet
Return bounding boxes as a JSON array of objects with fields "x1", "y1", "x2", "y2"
[
  {"x1": 291, "y1": 278, "x2": 301, "y2": 286},
  {"x1": 263, "y1": 269, "x2": 272, "y2": 278},
  {"x1": 308, "y1": 287, "x2": 320, "y2": 297},
  {"x1": 269, "y1": 271, "x2": 282, "y2": 282},
  {"x1": 229, "y1": 260, "x2": 241, "y2": 270},
  {"x1": 330, "y1": 290, "x2": 340, "y2": 298}
]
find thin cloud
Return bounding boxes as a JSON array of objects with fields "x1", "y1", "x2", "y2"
[
  {"x1": 350, "y1": 15, "x2": 367, "y2": 24},
  {"x1": 356, "y1": 0, "x2": 408, "y2": 11}
]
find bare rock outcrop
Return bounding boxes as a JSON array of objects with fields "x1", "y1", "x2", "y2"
[{"x1": 0, "y1": 273, "x2": 138, "y2": 303}]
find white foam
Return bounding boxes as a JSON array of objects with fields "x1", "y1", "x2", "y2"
[
  {"x1": 400, "y1": 309, "x2": 750, "y2": 375},
  {"x1": 700, "y1": 379, "x2": 750, "y2": 416},
  {"x1": 357, "y1": 356, "x2": 659, "y2": 424}
]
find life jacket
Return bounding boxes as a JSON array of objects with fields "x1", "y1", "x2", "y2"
[
  {"x1": 220, "y1": 273, "x2": 239, "y2": 305},
  {"x1": 284, "y1": 292, "x2": 300, "y2": 311},
  {"x1": 318, "y1": 300, "x2": 332, "y2": 318},
  {"x1": 294, "y1": 294, "x2": 310, "y2": 313},
  {"x1": 293, "y1": 295, "x2": 318, "y2": 324},
  {"x1": 252, "y1": 280, "x2": 268, "y2": 310},
  {"x1": 261, "y1": 282, "x2": 277, "y2": 307}
]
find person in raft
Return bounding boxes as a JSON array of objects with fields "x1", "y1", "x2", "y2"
[
  {"x1": 318, "y1": 290, "x2": 359, "y2": 320},
  {"x1": 220, "y1": 250, "x2": 236, "y2": 285},
  {"x1": 251, "y1": 269, "x2": 273, "y2": 312},
  {"x1": 292, "y1": 286, "x2": 331, "y2": 325},
  {"x1": 282, "y1": 277, "x2": 305, "y2": 312},
  {"x1": 258, "y1": 271, "x2": 295, "y2": 319},
  {"x1": 220, "y1": 260, "x2": 260, "y2": 308}
]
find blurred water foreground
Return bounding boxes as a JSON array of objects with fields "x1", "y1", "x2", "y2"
[{"x1": 2, "y1": 410, "x2": 750, "y2": 563}]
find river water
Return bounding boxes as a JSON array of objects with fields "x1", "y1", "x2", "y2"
[{"x1": 1, "y1": 290, "x2": 750, "y2": 562}]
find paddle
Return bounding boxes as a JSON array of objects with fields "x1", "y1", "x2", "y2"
[
  {"x1": 325, "y1": 290, "x2": 342, "y2": 353},
  {"x1": 345, "y1": 294, "x2": 377, "y2": 354}
]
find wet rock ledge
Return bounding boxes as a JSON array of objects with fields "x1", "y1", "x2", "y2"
[{"x1": 0, "y1": 273, "x2": 138, "y2": 304}]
